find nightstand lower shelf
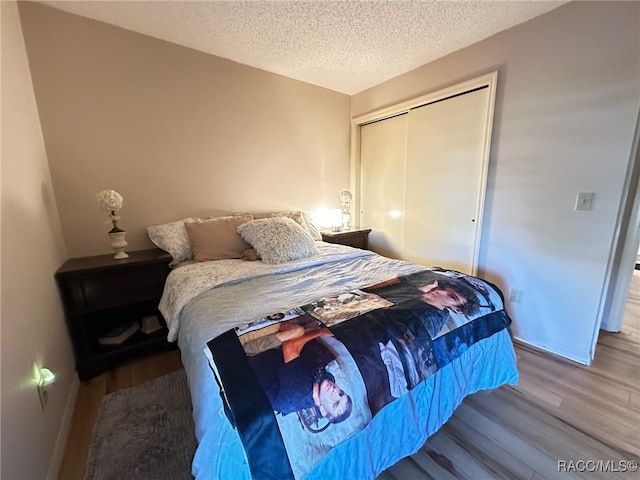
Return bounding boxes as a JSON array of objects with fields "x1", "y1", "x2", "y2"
[{"x1": 79, "y1": 328, "x2": 175, "y2": 380}]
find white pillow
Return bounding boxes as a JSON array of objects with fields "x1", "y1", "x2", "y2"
[
  {"x1": 147, "y1": 217, "x2": 200, "y2": 266},
  {"x1": 237, "y1": 217, "x2": 319, "y2": 264},
  {"x1": 300, "y1": 211, "x2": 322, "y2": 241}
]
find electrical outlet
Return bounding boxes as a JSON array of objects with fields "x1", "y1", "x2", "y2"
[
  {"x1": 38, "y1": 385, "x2": 48, "y2": 409},
  {"x1": 575, "y1": 192, "x2": 594, "y2": 211},
  {"x1": 509, "y1": 288, "x2": 523, "y2": 303}
]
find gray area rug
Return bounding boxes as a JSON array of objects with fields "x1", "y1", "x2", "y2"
[{"x1": 84, "y1": 369, "x2": 197, "y2": 480}]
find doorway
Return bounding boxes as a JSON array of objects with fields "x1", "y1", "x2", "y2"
[{"x1": 595, "y1": 108, "x2": 640, "y2": 345}]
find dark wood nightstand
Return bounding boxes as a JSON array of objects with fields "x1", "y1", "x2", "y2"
[
  {"x1": 321, "y1": 228, "x2": 372, "y2": 250},
  {"x1": 55, "y1": 248, "x2": 174, "y2": 380}
]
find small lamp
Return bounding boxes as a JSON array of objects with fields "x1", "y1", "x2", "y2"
[{"x1": 329, "y1": 209, "x2": 343, "y2": 232}]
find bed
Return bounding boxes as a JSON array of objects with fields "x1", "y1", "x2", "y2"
[{"x1": 151, "y1": 213, "x2": 519, "y2": 480}]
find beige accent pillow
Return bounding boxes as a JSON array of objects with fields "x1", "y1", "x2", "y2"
[
  {"x1": 253, "y1": 211, "x2": 304, "y2": 224},
  {"x1": 185, "y1": 214, "x2": 253, "y2": 261}
]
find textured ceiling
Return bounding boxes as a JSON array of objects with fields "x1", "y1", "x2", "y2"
[{"x1": 38, "y1": 1, "x2": 568, "y2": 94}]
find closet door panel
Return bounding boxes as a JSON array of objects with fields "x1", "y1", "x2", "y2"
[
  {"x1": 360, "y1": 114, "x2": 408, "y2": 259},
  {"x1": 403, "y1": 88, "x2": 490, "y2": 274}
]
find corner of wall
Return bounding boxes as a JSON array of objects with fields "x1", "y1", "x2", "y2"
[{"x1": 46, "y1": 376, "x2": 80, "y2": 480}]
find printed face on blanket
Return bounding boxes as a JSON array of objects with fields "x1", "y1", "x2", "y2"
[
  {"x1": 238, "y1": 270, "x2": 484, "y2": 420},
  {"x1": 330, "y1": 271, "x2": 484, "y2": 415},
  {"x1": 364, "y1": 273, "x2": 481, "y2": 317},
  {"x1": 240, "y1": 317, "x2": 353, "y2": 424}
]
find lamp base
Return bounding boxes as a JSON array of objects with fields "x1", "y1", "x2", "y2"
[
  {"x1": 342, "y1": 212, "x2": 351, "y2": 231},
  {"x1": 109, "y1": 231, "x2": 129, "y2": 260}
]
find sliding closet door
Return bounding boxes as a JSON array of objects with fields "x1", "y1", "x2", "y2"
[
  {"x1": 403, "y1": 87, "x2": 491, "y2": 274},
  {"x1": 360, "y1": 114, "x2": 408, "y2": 260}
]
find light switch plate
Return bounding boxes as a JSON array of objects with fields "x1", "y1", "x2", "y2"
[{"x1": 575, "y1": 192, "x2": 594, "y2": 211}]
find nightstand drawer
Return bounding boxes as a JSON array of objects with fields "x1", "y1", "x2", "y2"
[
  {"x1": 80, "y1": 265, "x2": 165, "y2": 310},
  {"x1": 332, "y1": 235, "x2": 367, "y2": 249},
  {"x1": 321, "y1": 229, "x2": 371, "y2": 250}
]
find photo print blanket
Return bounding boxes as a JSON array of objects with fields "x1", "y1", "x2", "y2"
[{"x1": 205, "y1": 268, "x2": 511, "y2": 480}]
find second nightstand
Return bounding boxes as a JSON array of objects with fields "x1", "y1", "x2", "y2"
[{"x1": 321, "y1": 228, "x2": 371, "y2": 250}]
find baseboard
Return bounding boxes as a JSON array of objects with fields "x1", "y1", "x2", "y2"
[
  {"x1": 511, "y1": 336, "x2": 591, "y2": 366},
  {"x1": 46, "y1": 374, "x2": 80, "y2": 480}
]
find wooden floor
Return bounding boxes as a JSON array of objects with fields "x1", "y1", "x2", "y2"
[
  {"x1": 58, "y1": 272, "x2": 640, "y2": 480},
  {"x1": 381, "y1": 271, "x2": 640, "y2": 480}
]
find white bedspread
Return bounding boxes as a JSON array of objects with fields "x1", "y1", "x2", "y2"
[{"x1": 160, "y1": 243, "x2": 387, "y2": 341}]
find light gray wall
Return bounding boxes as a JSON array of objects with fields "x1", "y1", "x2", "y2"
[
  {"x1": 352, "y1": 1, "x2": 640, "y2": 363},
  {"x1": 1, "y1": 2, "x2": 76, "y2": 479}
]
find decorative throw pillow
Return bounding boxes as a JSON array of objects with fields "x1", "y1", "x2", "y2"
[
  {"x1": 237, "y1": 217, "x2": 319, "y2": 264},
  {"x1": 147, "y1": 217, "x2": 200, "y2": 266},
  {"x1": 185, "y1": 214, "x2": 254, "y2": 262},
  {"x1": 252, "y1": 210, "x2": 322, "y2": 241}
]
